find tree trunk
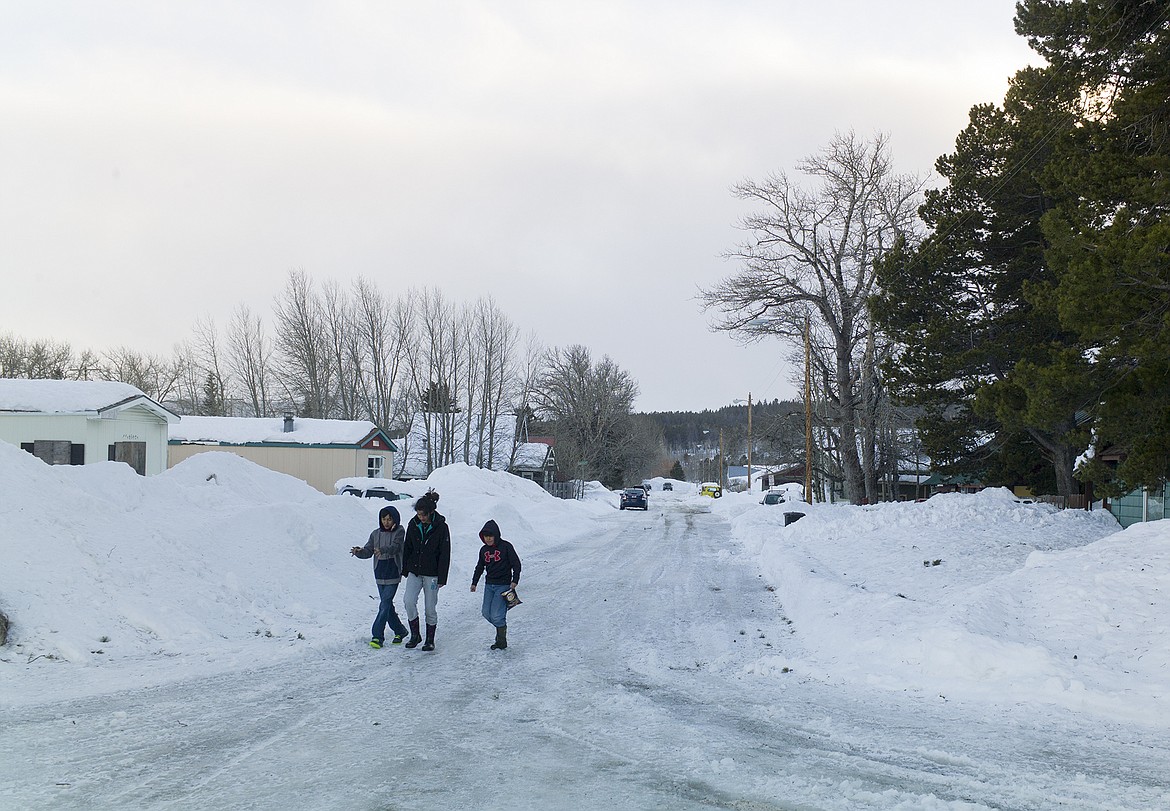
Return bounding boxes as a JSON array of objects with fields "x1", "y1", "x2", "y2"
[{"x1": 1026, "y1": 427, "x2": 1079, "y2": 497}]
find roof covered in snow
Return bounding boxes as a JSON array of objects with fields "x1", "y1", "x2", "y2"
[
  {"x1": 0, "y1": 378, "x2": 177, "y2": 421},
  {"x1": 170, "y1": 415, "x2": 394, "y2": 448},
  {"x1": 513, "y1": 440, "x2": 554, "y2": 470}
]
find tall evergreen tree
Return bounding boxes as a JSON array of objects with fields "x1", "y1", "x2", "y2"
[
  {"x1": 1017, "y1": 0, "x2": 1170, "y2": 493},
  {"x1": 873, "y1": 62, "x2": 1094, "y2": 496},
  {"x1": 200, "y1": 372, "x2": 225, "y2": 416}
]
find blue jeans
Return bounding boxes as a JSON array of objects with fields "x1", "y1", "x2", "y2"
[
  {"x1": 481, "y1": 583, "x2": 509, "y2": 628},
  {"x1": 372, "y1": 582, "x2": 407, "y2": 641}
]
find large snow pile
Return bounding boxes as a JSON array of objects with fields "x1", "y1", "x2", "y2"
[
  {"x1": 715, "y1": 489, "x2": 1169, "y2": 722},
  {"x1": 0, "y1": 444, "x2": 606, "y2": 694}
]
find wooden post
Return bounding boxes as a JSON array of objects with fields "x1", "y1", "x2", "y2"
[
  {"x1": 804, "y1": 315, "x2": 813, "y2": 502},
  {"x1": 711, "y1": 430, "x2": 720, "y2": 486},
  {"x1": 747, "y1": 392, "x2": 752, "y2": 494}
]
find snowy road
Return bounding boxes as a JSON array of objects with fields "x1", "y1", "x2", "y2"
[{"x1": 3, "y1": 500, "x2": 1168, "y2": 810}]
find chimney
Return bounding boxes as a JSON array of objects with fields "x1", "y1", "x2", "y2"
[{"x1": 283, "y1": 413, "x2": 295, "y2": 433}]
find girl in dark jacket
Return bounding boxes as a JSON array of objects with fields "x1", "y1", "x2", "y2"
[
  {"x1": 470, "y1": 519, "x2": 521, "y2": 650},
  {"x1": 400, "y1": 490, "x2": 451, "y2": 651},
  {"x1": 350, "y1": 505, "x2": 407, "y2": 648}
]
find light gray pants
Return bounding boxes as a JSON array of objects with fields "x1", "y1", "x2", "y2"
[{"x1": 403, "y1": 573, "x2": 440, "y2": 626}]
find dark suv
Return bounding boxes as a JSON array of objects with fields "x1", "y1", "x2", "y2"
[{"x1": 619, "y1": 487, "x2": 648, "y2": 510}]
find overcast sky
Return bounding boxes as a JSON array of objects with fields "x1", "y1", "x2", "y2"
[{"x1": 0, "y1": 1, "x2": 1036, "y2": 413}]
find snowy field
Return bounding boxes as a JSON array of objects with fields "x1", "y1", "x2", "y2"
[{"x1": 1, "y1": 441, "x2": 1168, "y2": 809}]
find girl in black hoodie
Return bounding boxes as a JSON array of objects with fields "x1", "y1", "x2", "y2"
[
  {"x1": 400, "y1": 490, "x2": 451, "y2": 651},
  {"x1": 470, "y1": 519, "x2": 521, "y2": 650}
]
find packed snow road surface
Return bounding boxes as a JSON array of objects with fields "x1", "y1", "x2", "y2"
[{"x1": 3, "y1": 498, "x2": 1167, "y2": 810}]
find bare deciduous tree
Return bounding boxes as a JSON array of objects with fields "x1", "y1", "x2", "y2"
[
  {"x1": 535, "y1": 344, "x2": 642, "y2": 488},
  {"x1": 0, "y1": 333, "x2": 75, "y2": 379},
  {"x1": 226, "y1": 304, "x2": 273, "y2": 417},
  {"x1": 701, "y1": 131, "x2": 923, "y2": 503},
  {"x1": 272, "y1": 269, "x2": 334, "y2": 418},
  {"x1": 469, "y1": 296, "x2": 520, "y2": 470},
  {"x1": 183, "y1": 316, "x2": 230, "y2": 415},
  {"x1": 321, "y1": 279, "x2": 363, "y2": 420},
  {"x1": 403, "y1": 288, "x2": 461, "y2": 473},
  {"x1": 100, "y1": 346, "x2": 185, "y2": 403},
  {"x1": 508, "y1": 331, "x2": 545, "y2": 470},
  {"x1": 350, "y1": 277, "x2": 409, "y2": 431}
]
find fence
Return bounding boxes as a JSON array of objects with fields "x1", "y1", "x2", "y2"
[
  {"x1": 1035, "y1": 494, "x2": 1089, "y2": 510},
  {"x1": 544, "y1": 480, "x2": 581, "y2": 500}
]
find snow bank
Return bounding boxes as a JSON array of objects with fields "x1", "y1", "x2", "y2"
[
  {"x1": 0, "y1": 446, "x2": 604, "y2": 697},
  {"x1": 0, "y1": 443, "x2": 365, "y2": 673},
  {"x1": 724, "y1": 488, "x2": 1168, "y2": 722}
]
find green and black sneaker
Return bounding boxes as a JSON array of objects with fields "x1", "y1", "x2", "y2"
[
  {"x1": 369, "y1": 639, "x2": 383, "y2": 649},
  {"x1": 391, "y1": 633, "x2": 406, "y2": 645}
]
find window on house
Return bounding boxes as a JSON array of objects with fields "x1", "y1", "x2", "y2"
[
  {"x1": 367, "y1": 455, "x2": 385, "y2": 478},
  {"x1": 25, "y1": 440, "x2": 75, "y2": 466},
  {"x1": 70, "y1": 444, "x2": 85, "y2": 465}
]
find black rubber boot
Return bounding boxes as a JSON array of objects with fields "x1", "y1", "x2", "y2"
[
  {"x1": 491, "y1": 625, "x2": 507, "y2": 650},
  {"x1": 422, "y1": 624, "x2": 436, "y2": 651},
  {"x1": 405, "y1": 618, "x2": 422, "y2": 649}
]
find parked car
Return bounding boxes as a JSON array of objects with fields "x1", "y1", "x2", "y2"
[
  {"x1": 760, "y1": 491, "x2": 785, "y2": 505},
  {"x1": 699, "y1": 482, "x2": 723, "y2": 498},
  {"x1": 366, "y1": 486, "x2": 411, "y2": 501},
  {"x1": 338, "y1": 484, "x2": 411, "y2": 501},
  {"x1": 619, "y1": 487, "x2": 649, "y2": 510},
  {"x1": 662, "y1": 482, "x2": 673, "y2": 491},
  {"x1": 641, "y1": 480, "x2": 653, "y2": 493}
]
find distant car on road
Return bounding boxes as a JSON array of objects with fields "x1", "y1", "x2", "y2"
[
  {"x1": 699, "y1": 482, "x2": 723, "y2": 498},
  {"x1": 760, "y1": 491, "x2": 785, "y2": 505},
  {"x1": 662, "y1": 482, "x2": 673, "y2": 491},
  {"x1": 620, "y1": 487, "x2": 649, "y2": 510}
]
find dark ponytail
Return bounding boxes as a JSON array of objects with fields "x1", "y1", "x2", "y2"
[{"x1": 414, "y1": 489, "x2": 440, "y2": 515}]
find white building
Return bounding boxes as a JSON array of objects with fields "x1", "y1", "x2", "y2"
[{"x1": 0, "y1": 378, "x2": 178, "y2": 476}]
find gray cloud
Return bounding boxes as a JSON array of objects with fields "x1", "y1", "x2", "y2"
[{"x1": 0, "y1": 1, "x2": 1035, "y2": 411}]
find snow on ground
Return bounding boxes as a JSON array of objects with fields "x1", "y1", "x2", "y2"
[
  {"x1": 1, "y1": 438, "x2": 1165, "y2": 725},
  {"x1": 2, "y1": 440, "x2": 1169, "y2": 808},
  {"x1": 711, "y1": 488, "x2": 1167, "y2": 723}
]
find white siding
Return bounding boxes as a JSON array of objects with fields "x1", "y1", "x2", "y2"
[{"x1": 0, "y1": 406, "x2": 170, "y2": 475}]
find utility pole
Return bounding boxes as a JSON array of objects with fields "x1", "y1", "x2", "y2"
[
  {"x1": 804, "y1": 315, "x2": 813, "y2": 502},
  {"x1": 746, "y1": 392, "x2": 752, "y2": 494},
  {"x1": 719, "y1": 429, "x2": 724, "y2": 487}
]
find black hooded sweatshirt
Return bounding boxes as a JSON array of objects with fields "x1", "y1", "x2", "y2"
[
  {"x1": 402, "y1": 511, "x2": 452, "y2": 585},
  {"x1": 472, "y1": 519, "x2": 522, "y2": 587}
]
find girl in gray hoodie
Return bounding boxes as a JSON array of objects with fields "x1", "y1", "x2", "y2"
[{"x1": 351, "y1": 505, "x2": 407, "y2": 648}]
